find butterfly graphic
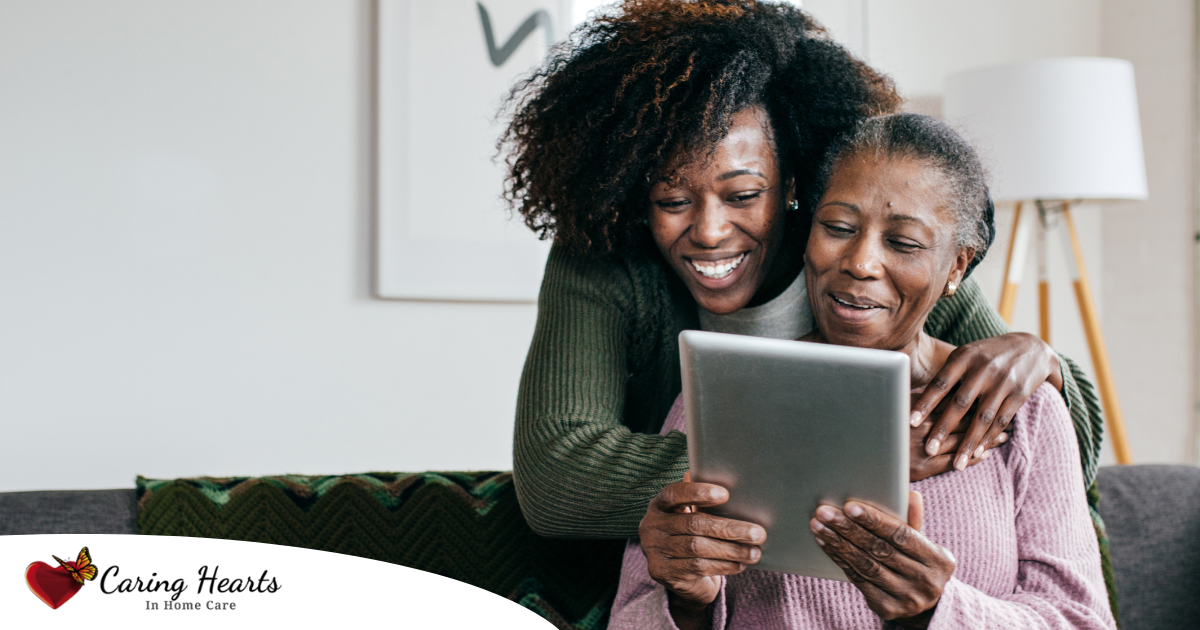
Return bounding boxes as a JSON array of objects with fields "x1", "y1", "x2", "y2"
[{"x1": 52, "y1": 547, "x2": 97, "y2": 584}]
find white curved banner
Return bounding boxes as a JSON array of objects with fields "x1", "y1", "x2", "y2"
[{"x1": 0, "y1": 534, "x2": 552, "y2": 628}]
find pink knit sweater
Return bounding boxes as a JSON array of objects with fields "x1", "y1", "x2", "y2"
[{"x1": 609, "y1": 384, "x2": 1116, "y2": 629}]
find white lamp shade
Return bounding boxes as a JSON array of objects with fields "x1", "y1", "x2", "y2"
[{"x1": 944, "y1": 57, "x2": 1148, "y2": 202}]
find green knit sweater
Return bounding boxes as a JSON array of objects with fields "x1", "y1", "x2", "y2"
[{"x1": 514, "y1": 244, "x2": 1105, "y2": 539}]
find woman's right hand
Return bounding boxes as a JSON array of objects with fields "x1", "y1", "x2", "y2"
[
  {"x1": 639, "y1": 475, "x2": 766, "y2": 627},
  {"x1": 909, "y1": 392, "x2": 1011, "y2": 481},
  {"x1": 909, "y1": 417, "x2": 1009, "y2": 481}
]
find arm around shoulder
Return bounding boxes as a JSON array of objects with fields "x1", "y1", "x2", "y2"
[
  {"x1": 924, "y1": 277, "x2": 1105, "y2": 488},
  {"x1": 513, "y1": 245, "x2": 688, "y2": 539}
]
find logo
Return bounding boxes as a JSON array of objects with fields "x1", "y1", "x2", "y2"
[
  {"x1": 22, "y1": 543, "x2": 284, "y2": 612},
  {"x1": 26, "y1": 546, "x2": 98, "y2": 609}
]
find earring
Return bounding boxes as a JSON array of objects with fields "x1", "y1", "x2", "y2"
[
  {"x1": 788, "y1": 199, "x2": 799, "y2": 212},
  {"x1": 942, "y1": 280, "x2": 958, "y2": 297}
]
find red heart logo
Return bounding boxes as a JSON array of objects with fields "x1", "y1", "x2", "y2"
[{"x1": 25, "y1": 561, "x2": 83, "y2": 609}]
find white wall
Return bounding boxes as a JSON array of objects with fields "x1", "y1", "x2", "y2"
[
  {"x1": 1100, "y1": 0, "x2": 1197, "y2": 463},
  {"x1": 0, "y1": 0, "x2": 539, "y2": 492}
]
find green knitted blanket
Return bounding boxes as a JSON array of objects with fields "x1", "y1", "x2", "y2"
[{"x1": 136, "y1": 472, "x2": 624, "y2": 630}]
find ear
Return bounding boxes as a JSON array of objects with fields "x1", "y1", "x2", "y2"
[{"x1": 944, "y1": 248, "x2": 975, "y2": 295}]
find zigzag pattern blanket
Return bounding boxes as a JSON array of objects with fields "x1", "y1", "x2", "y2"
[{"x1": 137, "y1": 472, "x2": 624, "y2": 630}]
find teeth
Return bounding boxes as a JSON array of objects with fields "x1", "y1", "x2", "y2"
[
  {"x1": 833, "y1": 295, "x2": 877, "y2": 310},
  {"x1": 691, "y1": 254, "x2": 746, "y2": 279}
]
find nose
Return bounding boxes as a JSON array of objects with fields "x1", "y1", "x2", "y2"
[
  {"x1": 842, "y1": 234, "x2": 884, "y2": 280},
  {"x1": 689, "y1": 197, "x2": 734, "y2": 248}
]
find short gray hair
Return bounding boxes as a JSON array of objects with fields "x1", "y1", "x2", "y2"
[{"x1": 812, "y1": 113, "x2": 995, "y2": 278}]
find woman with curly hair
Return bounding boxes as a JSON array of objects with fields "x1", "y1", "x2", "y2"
[{"x1": 502, "y1": 0, "x2": 1105, "y2": 556}]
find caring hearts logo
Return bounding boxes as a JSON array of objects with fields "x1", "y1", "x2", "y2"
[{"x1": 25, "y1": 546, "x2": 98, "y2": 609}]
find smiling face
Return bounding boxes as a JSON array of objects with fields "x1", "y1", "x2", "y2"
[
  {"x1": 648, "y1": 107, "x2": 794, "y2": 315},
  {"x1": 805, "y1": 153, "x2": 974, "y2": 352}
]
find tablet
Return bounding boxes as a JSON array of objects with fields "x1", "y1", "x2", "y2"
[{"x1": 679, "y1": 330, "x2": 910, "y2": 581}]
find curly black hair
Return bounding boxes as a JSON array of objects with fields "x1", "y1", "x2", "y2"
[{"x1": 500, "y1": 0, "x2": 901, "y2": 257}]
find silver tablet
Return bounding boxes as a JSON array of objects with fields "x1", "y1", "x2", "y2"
[{"x1": 679, "y1": 330, "x2": 910, "y2": 581}]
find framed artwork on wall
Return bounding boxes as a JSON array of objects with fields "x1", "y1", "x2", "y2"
[{"x1": 376, "y1": 0, "x2": 569, "y2": 301}]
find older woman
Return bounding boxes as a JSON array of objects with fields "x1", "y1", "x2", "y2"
[
  {"x1": 504, "y1": 0, "x2": 1104, "y2": 551},
  {"x1": 611, "y1": 114, "x2": 1116, "y2": 629}
]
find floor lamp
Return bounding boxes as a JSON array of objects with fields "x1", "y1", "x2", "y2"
[{"x1": 945, "y1": 58, "x2": 1148, "y2": 464}]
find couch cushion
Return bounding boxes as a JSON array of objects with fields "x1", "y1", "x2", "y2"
[
  {"x1": 0, "y1": 489, "x2": 137, "y2": 535},
  {"x1": 1098, "y1": 464, "x2": 1200, "y2": 630},
  {"x1": 137, "y1": 472, "x2": 623, "y2": 630}
]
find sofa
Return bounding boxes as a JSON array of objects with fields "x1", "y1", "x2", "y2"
[{"x1": 2, "y1": 464, "x2": 1197, "y2": 629}]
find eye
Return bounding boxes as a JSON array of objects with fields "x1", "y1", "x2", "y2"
[
  {"x1": 728, "y1": 190, "x2": 764, "y2": 205},
  {"x1": 820, "y1": 221, "x2": 854, "y2": 237},
  {"x1": 888, "y1": 238, "x2": 924, "y2": 252},
  {"x1": 653, "y1": 198, "x2": 690, "y2": 213}
]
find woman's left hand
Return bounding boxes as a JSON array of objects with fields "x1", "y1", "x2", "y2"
[
  {"x1": 909, "y1": 332, "x2": 1062, "y2": 472},
  {"x1": 810, "y1": 492, "x2": 955, "y2": 629}
]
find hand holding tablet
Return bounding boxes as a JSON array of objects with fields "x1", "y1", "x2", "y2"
[
  {"x1": 679, "y1": 330, "x2": 910, "y2": 581},
  {"x1": 810, "y1": 492, "x2": 957, "y2": 627},
  {"x1": 637, "y1": 472, "x2": 765, "y2": 622}
]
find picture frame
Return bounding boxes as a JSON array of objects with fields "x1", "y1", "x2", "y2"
[{"x1": 375, "y1": 0, "x2": 569, "y2": 301}]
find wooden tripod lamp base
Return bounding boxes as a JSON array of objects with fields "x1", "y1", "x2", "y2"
[{"x1": 997, "y1": 201, "x2": 1133, "y2": 464}]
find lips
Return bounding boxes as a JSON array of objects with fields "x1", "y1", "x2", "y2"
[
  {"x1": 827, "y1": 292, "x2": 887, "y2": 321},
  {"x1": 830, "y1": 293, "x2": 882, "y2": 310}
]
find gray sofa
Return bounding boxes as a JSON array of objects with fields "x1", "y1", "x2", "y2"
[{"x1": 3, "y1": 465, "x2": 1197, "y2": 629}]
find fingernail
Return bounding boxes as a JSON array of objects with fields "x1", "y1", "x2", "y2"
[
  {"x1": 982, "y1": 450, "x2": 992, "y2": 459},
  {"x1": 817, "y1": 506, "x2": 836, "y2": 522},
  {"x1": 845, "y1": 503, "x2": 863, "y2": 517},
  {"x1": 955, "y1": 454, "x2": 967, "y2": 471},
  {"x1": 926, "y1": 438, "x2": 940, "y2": 456},
  {"x1": 815, "y1": 536, "x2": 826, "y2": 547},
  {"x1": 910, "y1": 411, "x2": 923, "y2": 427},
  {"x1": 751, "y1": 528, "x2": 765, "y2": 543},
  {"x1": 973, "y1": 445, "x2": 984, "y2": 459},
  {"x1": 997, "y1": 433, "x2": 1010, "y2": 443},
  {"x1": 750, "y1": 548, "x2": 761, "y2": 562},
  {"x1": 810, "y1": 520, "x2": 826, "y2": 533}
]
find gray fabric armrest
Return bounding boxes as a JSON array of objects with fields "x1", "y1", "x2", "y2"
[
  {"x1": 1098, "y1": 464, "x2": 1200, "y2": 630},
  {"x1": 0, "y1": 489, "x2": 137, "y2": 535}
]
